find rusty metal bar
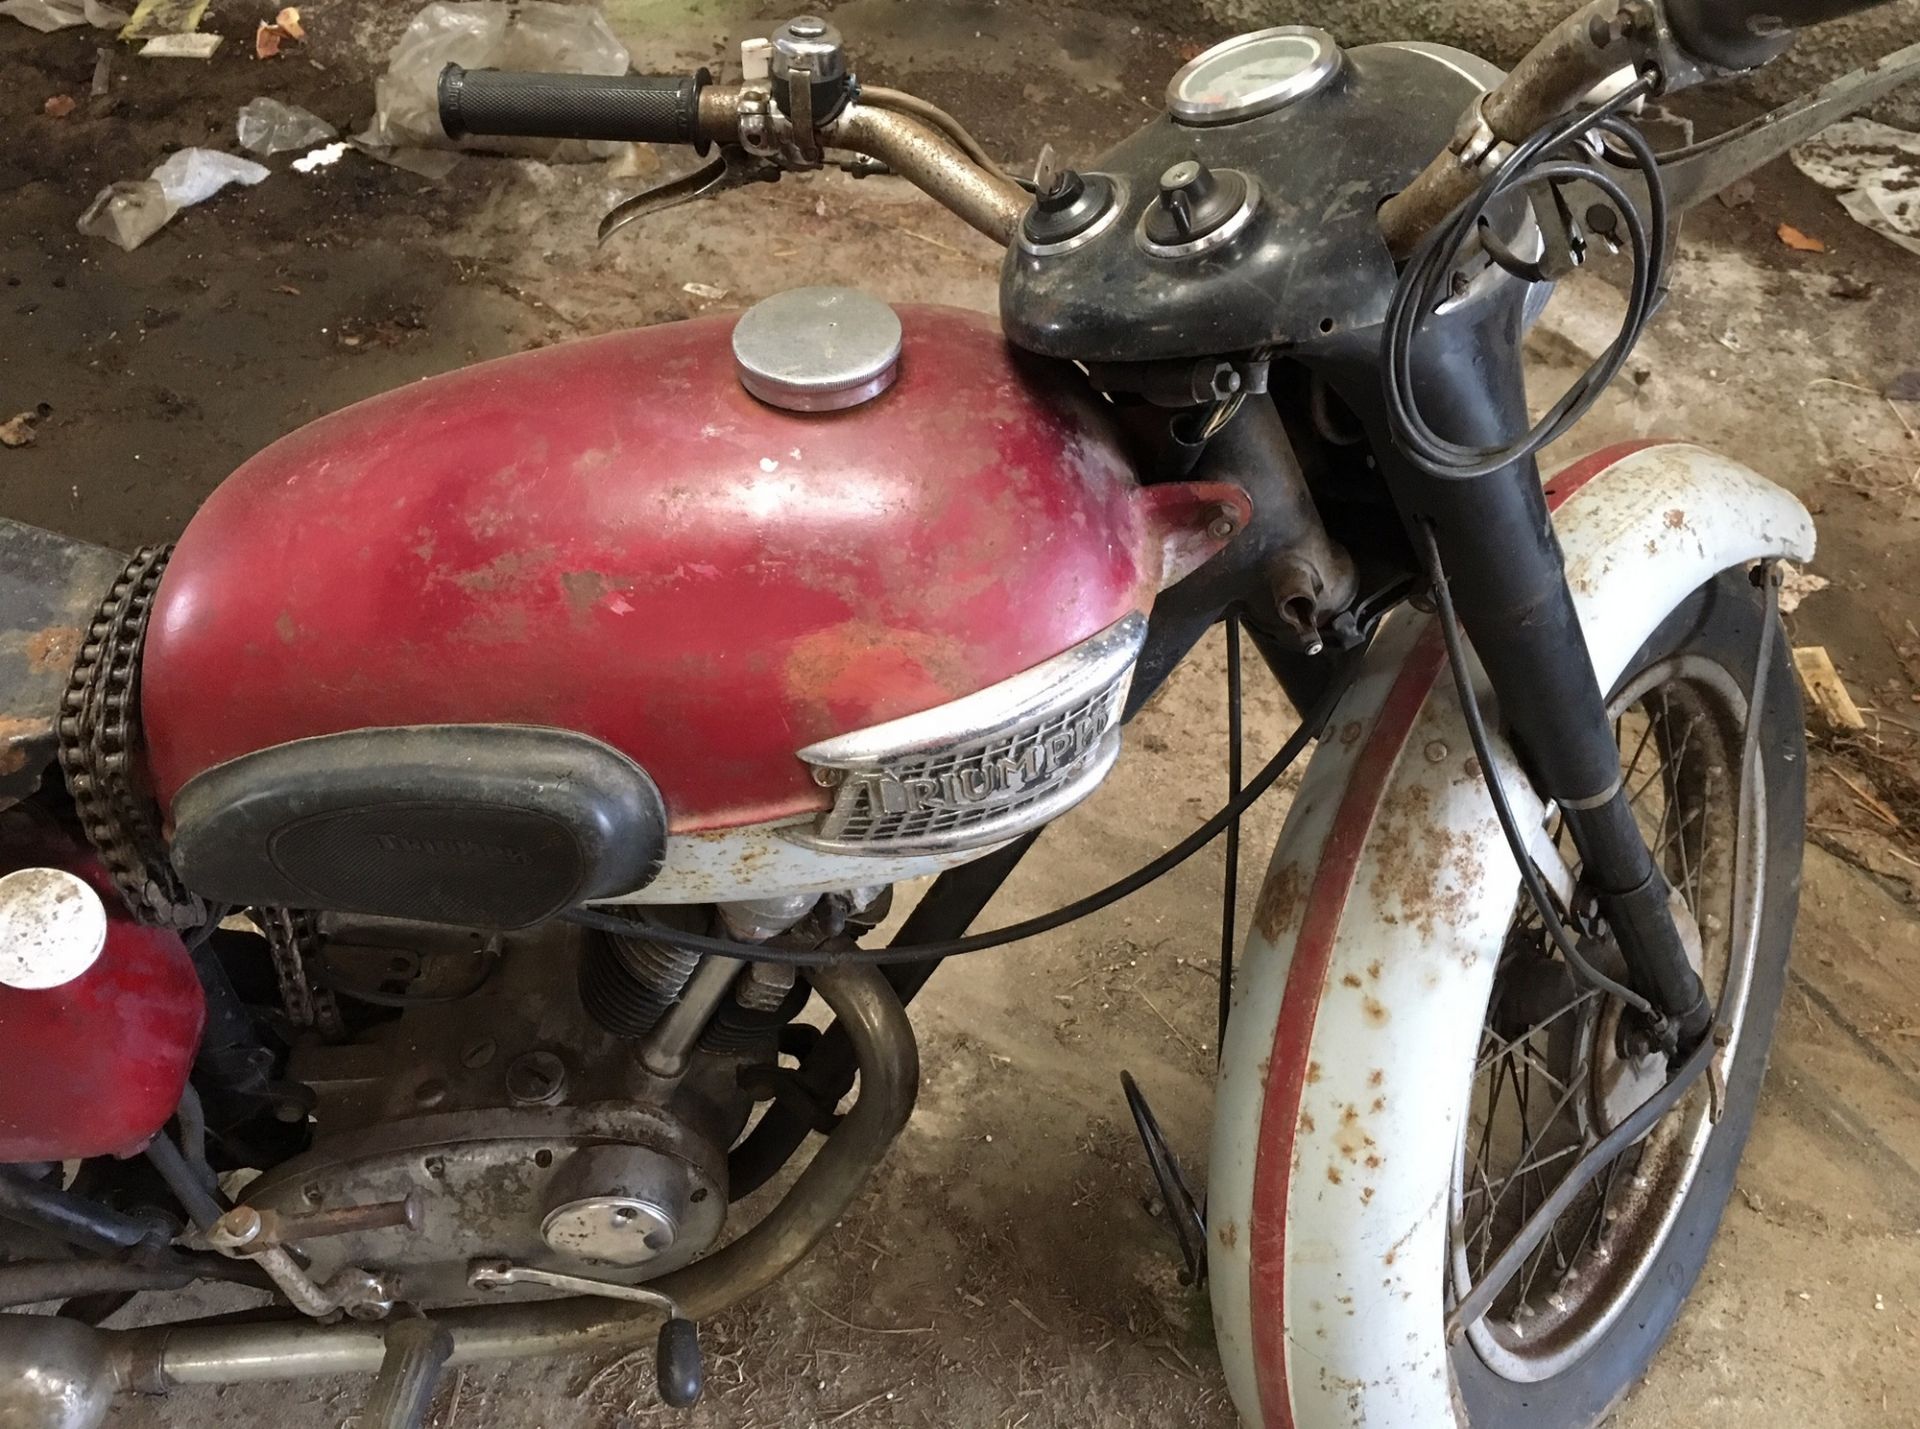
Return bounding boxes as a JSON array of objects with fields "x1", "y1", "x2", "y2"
[{"x1": 824, "y1": 104, "x2": 1027, "y2": 244}]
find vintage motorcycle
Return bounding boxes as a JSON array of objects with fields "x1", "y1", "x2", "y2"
[{"x1": 2, "y1": 1, "x2": 1916, "y2": 1425}]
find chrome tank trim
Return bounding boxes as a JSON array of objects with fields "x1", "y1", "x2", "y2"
[{"x1": 785, "y1": 612, "x2": 1146, "y2": 857}]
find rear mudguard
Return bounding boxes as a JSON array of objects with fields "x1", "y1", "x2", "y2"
[{"x1": 1208, "y1": 442, "x2": 1816, "y2": 1427}]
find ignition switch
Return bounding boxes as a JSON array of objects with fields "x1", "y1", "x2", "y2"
[
  {"x1": 1145, "y1": 159, "x2": 1251, "y2": 248},
  {"x1": 1019, "y1": 144, "x2": 1121, "y2": 254}
]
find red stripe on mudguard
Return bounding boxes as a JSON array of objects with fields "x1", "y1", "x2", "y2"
[{"x1": 1245, "y1": 439, "x2": 1673, "y2": 1425}]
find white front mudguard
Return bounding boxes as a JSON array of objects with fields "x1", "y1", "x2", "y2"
[{"x1": 1208, "y1": 442, "x2": 1816, "y2": 1428}]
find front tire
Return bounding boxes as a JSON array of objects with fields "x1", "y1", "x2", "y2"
[
  {"x1": 1449, "y1": 570, "x2": 1803, "y2": 1425},
  {"x1": 1210, "y1": 569, "x2": 1803, "y2": 1429}
]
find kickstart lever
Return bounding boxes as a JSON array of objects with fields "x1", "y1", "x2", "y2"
[{"x1": 469, "y1": 1259, "x2": 704, "y2": 1408}]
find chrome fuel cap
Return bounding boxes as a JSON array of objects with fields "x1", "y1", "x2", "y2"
[
  {"x1": 732, "y1": 286, "x2": 902, "y2": 412},
  {"x1": 0, "y1": 867, "x2": 107, "y2": 990}
]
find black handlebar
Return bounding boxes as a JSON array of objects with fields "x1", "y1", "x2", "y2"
[{"x1": 437, "y1": 64, "x2": 710, "y2": 149}]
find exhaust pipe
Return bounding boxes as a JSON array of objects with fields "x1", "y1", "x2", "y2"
[{"x1": 0, "y1": 1316, "x2": 114, "y2": 1429}]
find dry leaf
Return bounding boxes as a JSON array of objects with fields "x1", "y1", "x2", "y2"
[
  {"x1": 1777, "y1": 223, "x2": 1827, "y2": 253},
  {"x1": 275, "y1": 4, "x2": 300, "y2": 38},
  {"x1": 42, "y1": 94, "x2": 76, "y2": 117},
  {"x1": 254, "y1": 19, "x2": 283, "y2": 57},
  {"x1": 0, "y1": 412, "x2": 40, "y2": 449},
  {"x1": 1777, "y1": 562, "x2": 1830, "y2": 615}
]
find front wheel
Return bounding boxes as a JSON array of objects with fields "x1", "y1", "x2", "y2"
[
  {"x1": 1447, "y1": 571, "x2": 1802, "y2": 1424},
  {"x1": 1210, "y1": 569, "x2": 1803, "y2": 1429}
]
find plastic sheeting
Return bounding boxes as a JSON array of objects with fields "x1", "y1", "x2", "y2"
[
  {"x1": 237, "y1": 97, "x2": 338, "y2": 157},
  {"x1": 359, "y1": 1, "x2": 629, "y2": 163},
  {"x1": 0, "y1": 0, "x2": 127, "y2": 31},
  {"x1": 1793, "y1": 117, "x2": 1920, "y2": 260},
  {"x1": 77, "y1": 149, "x2": 270, "y2": 250}
]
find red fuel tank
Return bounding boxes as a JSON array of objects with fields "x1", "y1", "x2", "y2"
[
  {"x1": 0, "y1": 814, "x2": 204, "y2": 1162},
  {"x1": 142, "y1": 303, "x2": 1242, "y2": 865}
]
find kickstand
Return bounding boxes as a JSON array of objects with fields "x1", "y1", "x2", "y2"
[{"x1": 1119, "y1": 1070, "x2": 1208, "y2": 1285}]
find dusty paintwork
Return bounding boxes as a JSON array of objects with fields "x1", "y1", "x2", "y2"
[
  {"x1": 0, "y1": 812, "x2": 204, "y2": 1161},
  {"x1": 0, "y1": 519, "x2": 127, "y2": 810},
  {"x1": 142, "y1": 306, "x2": 1243, "y2": 836},
  {"x1": 1209, "y1": 441, "x2": 1815, "y2": 1428}
]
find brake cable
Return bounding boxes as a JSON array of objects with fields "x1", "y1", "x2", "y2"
[
  {"x1": 1217, "y1": 615, "x2": 1244, "y2": 1055},
  {"x1": 1416, "y1": 522, "x2": 1657, "y2": 1020}
]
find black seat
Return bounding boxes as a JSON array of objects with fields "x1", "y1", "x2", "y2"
[{"x1": 168, "y1": 725, "x2": 667, "y2": 930}]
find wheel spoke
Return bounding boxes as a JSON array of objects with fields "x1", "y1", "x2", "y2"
[
  {"x1": 1472, "y1": 988, "x2": 1598, "y2": 1079},
  {"x1": 1454, "y1": 666, "x2": 1752, "y2": 1372}
]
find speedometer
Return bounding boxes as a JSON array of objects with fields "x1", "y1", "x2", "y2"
[{"x1": 1167, "y1": 26, "x2": 1342, "y2": 126}]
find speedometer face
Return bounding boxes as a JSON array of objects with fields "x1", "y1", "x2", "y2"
[{"x1": 1167, "y1": 26, "x2": 1341, "y2": 125}]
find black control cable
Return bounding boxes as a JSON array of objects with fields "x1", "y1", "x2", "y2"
[
  {"x1": 563, "y1": 655, "x2": 1359, "y2": 968},
  {"x1": 1383, "y1": 72, "x2": 1668, "y2": 480},
  {"x1": 1216, "y1": 615, "x2": 1243, "y2": 1056},
  {"x1": 1415, "y1": 522, "x2": 1656, "y2": 1020}
]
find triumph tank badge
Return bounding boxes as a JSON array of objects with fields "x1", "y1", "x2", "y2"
[{"x1": 786, "y1": 613, "x2": 1147, "y2": 856}]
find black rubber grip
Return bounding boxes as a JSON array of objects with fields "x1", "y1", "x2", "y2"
[{"x1": 438, "y1": 64, "x2": 708, "y2": 146}]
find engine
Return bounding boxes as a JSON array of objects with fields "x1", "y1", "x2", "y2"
[{"x1": 236, "y1": 890, "x2": 881, "y2": 1308}]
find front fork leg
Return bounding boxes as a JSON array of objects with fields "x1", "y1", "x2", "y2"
[{"x1": 1379, "y1": 293, "x2": 1711, "y2": 1050}]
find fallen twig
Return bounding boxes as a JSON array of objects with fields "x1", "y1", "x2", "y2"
[{"x1": 1830, "y1": 767, "x2": 1902, "y2": 829}]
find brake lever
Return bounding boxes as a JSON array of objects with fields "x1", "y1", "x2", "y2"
[
  {"x1": 1579, "y1": 37, "x2": 1920, "y2": 220},
  {"x1": 597, "y1": 147, "x2": 781, "y2": 245}
]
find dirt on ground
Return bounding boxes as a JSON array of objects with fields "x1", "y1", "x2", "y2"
[{"x1": 3, "y1": 3, "x2": 1920, "y2": 1428}]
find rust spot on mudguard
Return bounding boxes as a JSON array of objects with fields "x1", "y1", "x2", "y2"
[
  {"x1": 1335, "y1": 1104, "x2": 1376, "y2": 1162},
  {"x1": 1366, "y1": 781, "x2": 1488, "y2": 942},
  {"x1": 1664, "y1": 508, "x2": 1687, "y2": 530},
  {"x1": 1253, "y1": 864, "x2": 1306, "y2": 943},
  {"x1": 1217, "y1": 1219, "x2": 1238, "y2": 1249}
]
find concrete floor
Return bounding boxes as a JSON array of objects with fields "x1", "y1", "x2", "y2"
[{"x1": 4, "y1": 2, "x2": 1920, "y2": 1426}]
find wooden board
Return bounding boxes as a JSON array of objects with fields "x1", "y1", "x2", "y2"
[{"x1": 1794, "y1": 645, "x2": 1868, "y2": 732}]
